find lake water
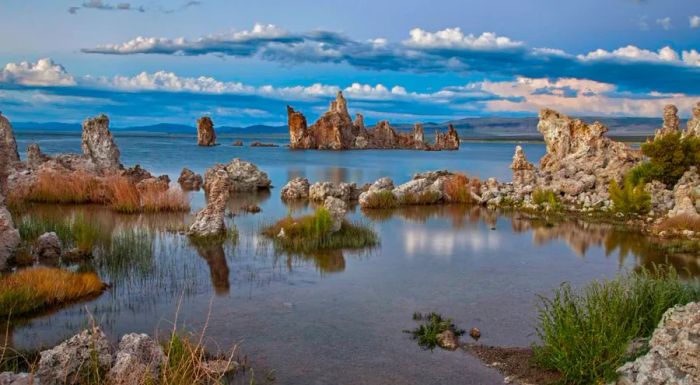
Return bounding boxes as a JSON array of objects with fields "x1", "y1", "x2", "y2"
[{"x1": 7, "y1": 132, "x2": 695, "y2": 385}]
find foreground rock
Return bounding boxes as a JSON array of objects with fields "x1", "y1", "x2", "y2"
[
  {"x1": 38, "y1": 327, "x2": 113, "y2": 385},
  {"x1": 0, "y1": 113, "x2": 20, "y2": 194},
  {"x1": 309, "y1": 181, "x2": 366, "y2": 202},
  {"x1": 203, "y1": 159, "x2": 271, "y2": 193},
  {"x1": 614, "y1": 302, "x2": 700, "y2": 385},
  {"x1": 0, "y1": 195, "x2": 20, "y2": 270},
  {"x1": 197, "y1": 116, "x2": 216, "y2": 146},
  {"x1": 189, "y1": 169, "x2": 232, "y2": 238},
  {"x1": 107, "y1": 333, "x2": 166, "y2": 385},
  {"x1": 324, "y1": 196, "x2": 347, "y2": 232},
  {"x1": 287, "y1": 91, "x2": 459, "y2": 151},
  {"x1": 281, "y1": 177, "x2": 310, "y2": 200},
  {"x1": 178, "y1": 168, "x2": 203, "y2": 191},
  {"x1": 33, "y1": 232, "x2": 62, "y2": 261}
]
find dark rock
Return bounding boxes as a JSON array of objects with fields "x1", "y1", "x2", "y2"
[{"x1": 197, "y1": 116, "x2": 216, "y2": 146}]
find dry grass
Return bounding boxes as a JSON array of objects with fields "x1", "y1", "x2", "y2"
[
  {"x1": 361, "y1": 190, "x2": 399, "y2": 209},
  {"x1": 24, "y1": 170, "x2": 107, "y2": 205},
  {"x1": 657, "y1": 214, "x2": 700, "y2": 233},
  {"x1": 0, "y1": 267, "x2": 105, "y2": 317},
  {"x1": 443, "y1": 173, "x2": 481, "y2": 204},
  {"x1": 140, "y1": 185, "x2": 190, "y2": 214},
  {"x1": 107, "y1": 175, "x2": 141, "y2": 213},
  {"x1": 107, "y1": 176, "x2": 190, "y2": 214}
]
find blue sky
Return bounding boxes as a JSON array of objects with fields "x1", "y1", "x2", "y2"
[{"x1": 0, "y1": 0, "x2": 699, "y2": 126}]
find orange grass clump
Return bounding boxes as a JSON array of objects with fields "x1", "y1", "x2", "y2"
[
  {"x1": 656, "y1": 214, "x2": 700, "y2": 233},
  {"x1": 0, "y1": 267, "x2": 105, "y2": 317},
  {"x1": 107, "y1": 175, "x2": 142, "y2": 213},
  {"x1": 443, "y1": 173, "x2": 481, "y2": 203},
  {"x1": 140, "y1": 185, "x2": 191, "y2": 214},
  {"x1": 24, "y1": 170, "x2": 106, "y2": 204}
]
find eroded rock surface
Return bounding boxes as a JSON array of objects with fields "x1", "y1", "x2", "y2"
[
  {"x1": 288, "y1": 91, "x2": 459, "y2": 151},
  {"x1": 309, "y1": 181, "x2": 364, "y2": 202},
  {"x1": 0, "y1": 195, "x2": 20, "y2": 270},
  {"x1": 668, "y1": 167, "x2": 700, "y2": 219},
  {"x1": 33, "y1": 232, "x2": 62, "y2": 261},
  {"x1": 81, "y1": 114, "x2": 121, "y2": 172},
  {"x1": 615, "y1": 302, "x2": 700, "y2": 385},
  {"x1": 189, "y1": 169, "x2": 232, "y2": 238},
  {"x1": 686, "y1": 102, "x2": 700, "y2": 137},
  {"x1": 38, "y1": 327, "x2": 113, "y2": 385},
  {"x1": 197, "y1": 116, "x2": 216, "y2": 146},
  {"x1": 324, "y1": 196, "x2": 347, "y2": 232},
  {"x1": 107, "y1": 333, "x2": 166, "y2": 385},
  {"x1": 203, "y1": 159, "x2": 271, "y2": 193},
  {"x1": 655, "y1": 104, "x2": 681, "y2": 139},
  {"x1": 178, "y1": 168, "x2": 203, "y2": 191},
  {"x1": 281, "y1": 177, "x2": 310, "y2": 200},
  {"x1": 0, "y1": 113, "x2": 20, "y2": 194}
]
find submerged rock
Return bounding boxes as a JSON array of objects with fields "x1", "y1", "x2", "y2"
[
  {"x1": 203, "y1": 159, "x2": 271, "y2": 193},
  {"x1": 280, "y1": 177, "x2": 310, "y2": 200},
  {"x1": 324, "y1": 196, "x2": 347, "y2": 232},
  {"x1": 0, "y1": 195, "x2": 20, "y2": 270},
  {"x1": 197, "y1": 116, "x2": 216, "y2": 146},
  {"x1": 108, "y1": 333, "x2": 166, "y2": 385},
  {"x1": 189, "y1": 169, "x2": 232, "y2": 238},
  {"x1": 436, "y1": 330, "x2": 459, "y2": 350},
  {"x1": 38, "y1": 327, "x2": 113, "y2": 385},
  {"x1": 287, "y1": 91, "x2": 459, "y2": 151},
  {"x1": 178, "y1": 168, "x2": 203, "y2": 191},
  {"x1": 81, "y1": 114, "x2": 121, "y2": 172},
  {"x1": 614, "y1": 302, "x2": 700, "y2": 385},
  {"x1": 33, "y1": 232, "x2": 62, "y2": 261}
]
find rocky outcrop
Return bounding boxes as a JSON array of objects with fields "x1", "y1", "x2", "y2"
[
  {"x1": 685, "y1": 102, "x2": 700, "y2": 137},
  {"x1": 38, "y1": 327, "x2": 113, "y2": 385},
  {"x1": 0, "y1": 195, "x2": 20, "y2": 270},
  {"x1": 0, "y1": 113, "x2": 20, "y2": 194},
  {"x1": 203, "y1": 159, "x2": 271, "y2": 193},
  {"x1": 614, "y1": 302, "x2": 700, "y2": 385},
  {"x1": 510, "y1": 145, "x2": 536, "y2": 196},
  {"x1": 324, "y1": 196, "x2": 347, "y2": 232},
  {"x1": 0, "y1": 372, "x2": 35, "y2": 384},
  {"x1": 309, "y1": 181, "x2": 365, "y2": 202},
  {"x1": 26, "y1": 143, "x2": 50, "y2": 170},
  {"x1": 107, "y1": 333, "x2": 166, "y2": 385},
  {"x1": 189, "y1": 169, "x2": 231, "y2": 238},
  {"x1": 33, "y1": 232, "x2": 62, "y2": 261},
  {"x1": 287, "y1": 92, "x2": 460, "y2": 151},
  {"x1": 281, "y1": 177, "x2": 310, "y2": 200},
  {"x1": 358, "y1": 171, "x2": 478, "y2": 208},
  {"x1": 646, "y1": 181, "x2": 674, "y2": 216},
  {"x1": 178, "y1": 168, "x2": 203, "y2": 191},
  {"x1": 197, "y1": 116, "x2": 216, "y2": 146},
  {"x1": 81, "y1": 114, "x2": 121, "y2": 172},
  {"x1": 655, "y1": 105, "x2": 681, "y2": 140},
  {"x1": 358, "y1": 177, "x2": 395, "y2": 207},
  {"x1": 667, "y1": 167, "x2": 700, "y2": 219}
]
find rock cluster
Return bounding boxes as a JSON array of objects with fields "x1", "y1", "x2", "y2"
[
  {"x1": 667, "y1": 167, "x2": 700, "y2": 219},
  {"x1": 197, "y1": 116, "x2": 216, "y2": 146},
  {"x1": 358, "y1": 171, "x2": 480, "y2": 208},
  {"x1": 203, "y1": 159, "x2": 271, "y2": 193},
  {"x1": 178, "y1": 168, "x2": 203, "y2": 191},
  {"x1": 0, "y1": 195, "x2": 20, "y2": 270},
  {"x1": 189, "y1": 169, "x2": 231, "y2": 238},
  {"x1": 280, "y1": 177, "x2": 310, "y2": 200},
  {"x1": 287, "y1": 91, "x2": 459, "y2": 151},
  {"x1": 614, "y1": 302, "x2": 700, "y2": 385},
  {"x1": 37, "y1": 327, "x2": 113, "y2": 385},
  {"x1": 309, "y1": 181, "x2": 366, "y2": 202}
]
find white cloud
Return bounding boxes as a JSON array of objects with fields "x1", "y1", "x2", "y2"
[
  {"x1": 656, "y1": 17, "x2": 672, "y2": 30},
  {"x1": 577, "y1": 45, "x2": 700, "y2": 66},
  {"x1": 691, "y1": 15, "x2": 700, "y2": 28},
  {"x1": 0, "y1": 58, "x2": 76, "y2": 86},
  {"x1": 404, "y1": 28, "x2": 522, "y2": 49}
]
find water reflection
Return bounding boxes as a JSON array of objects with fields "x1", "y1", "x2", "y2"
[{"x1": 192, "y1": 241, "x2": 230, "y2": 295}]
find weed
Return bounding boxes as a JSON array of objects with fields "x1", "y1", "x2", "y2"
[{"x1": 405, "y1": 312, "x2": 465, "y2": 351}]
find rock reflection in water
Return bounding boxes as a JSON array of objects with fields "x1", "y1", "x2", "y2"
[
  {"x1": 227, "y1": 190, "x2": 271, "y2": 215},
  {"x1": 192, "y1": 241, "x2": 230, "y2": 295}
]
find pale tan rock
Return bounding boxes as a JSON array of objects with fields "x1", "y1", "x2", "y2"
[
  {"x1": 685, "y1": 102, "x2": 700, "y2": 137},
  {"x1": 38, "y1": 327, "x2": 113, "y2": 385},
  {"x1": 436, "y1": 330, "x2": 458, "y2": 350},
  {"x1": 189, "y1": 169, "x2": 232, "y2": 238},
  {"x1": 178, "y1": 168, "x2": 203, "y2": 191},
  {"x1": 280, "y1": 177, "x2": 310, "y2": 200},
  {"x1": 81, "y1": 114, "x2": 121, "y2": 172},
  {"x1": 0, "y1": 195, "x2": 19, "y2": 269},
  {"x1": 324, "y1": 196, "x2": 347, "y2": 232},
  {"x1": 655, "y1": 104, "x2": 681, "y2": 139},
  {"x1": 203, "y1": 159, "x2": 271, "y2": 193}
]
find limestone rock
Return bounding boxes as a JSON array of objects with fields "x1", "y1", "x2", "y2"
[
  {"x1": 26, "y1": 144, "x2": 50, "y2": 170},
  {"x1": 38, "y1": 327, "x2": 113, "y2": 385},
  {"x1": 0, "y1": 372, "x2": 37, "y2": 385},
  {"x1": 615, "y1": 302, "x2": 700, "y2": 385},
  {"x1": 280, "y1": 177, "x2": 310, "y2": 200},
  {"x1": 436, "y1": 330, "x2": 458, "y2": 350},
  {"x1": 358, "y1": 177, "x2": 395, "y2": 207},
  {"x1": 685, "y1": 102, "x2": 700, "y2": 138},
  {"x1": 177, "y1": 168, "x2": 203, "y2": 191},
  {"x1": 0, "y1": 196, "x2": 19, "y2": 270},
  {"x1": 668, "y1": 167, "x2": 700, "y2": 218},
  {"x1": 646, "y1": 181, "x2": 674, "y2": 216},
  {"x1": 81, "y1": 114, "x2": 121, "y2": 172},
  {"x1": 203, "y1": 159, "x2": 271, "y2": 193},
  {"x1": 189, "y1": 169, "x2": 231, "y2": 238},
  {"x1": 0, "y1": 114, "x2": 20, "y2": 194},
  {"x1": 197, "y1": 116, "x2": 216, "y2": 146},
  {"x1": 324, "y1": 196, "x2": 347, "y2": 232},
  {"x1": 287, "y1": 91, "x2": 459, "y2": 151},
  {"x1": 107, "y1": 333, "x2": 165, "y2": 385},
  {"x1": 33, "y1": 232, "x2": 62, "y2": 261},
  {"x1": 309, "y1": 181, "x2": 362, "y2": 202},
  {"x1": 655, "y1": 104, "x2": 681, "y2": 139},
  {"x1": 510, "y1": 145, "x2": 536, "y2": 193}
]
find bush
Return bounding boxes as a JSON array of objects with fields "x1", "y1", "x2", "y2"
[
  {"x1": 398, "y1": 191, "x2": 442, "y2": 206},
  {"x1": 443, "y1": 173, "x2": 480, "y2": 204},
  {"x1": 609, "y1": 178, "x2": 651, "y2": 215},
  {"x1": 639, "y1": 131, "x2": 700, "y2": 186},
  {"x1": 533, "y1": 267, "x2": 700, "y2": 385},
  {"x1": 361, "y1": 190, "x2": 398, "y2": 209},
  {"x1": 532, "y1": 189, "x2": 562, "y2": 211},
  {"x1": 405, "y1": 312, "x2": 465, "y2": 351},
  {"x1": 0, "y1": 267, "x2": 105, "y2": 317},
  {"x1": 262, "y1": 208, "x2": 379, "y2": 253}
]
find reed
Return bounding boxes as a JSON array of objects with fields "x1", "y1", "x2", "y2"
[
  {"x1": 656, "y1": 214, "x2": 700, "y2": 233},
  {"x1": 442, "y1": 173, "x2": 480, "y2": 204},
  {"x1": 24, "y1": 170, "x2": 106, "y2": 204}
]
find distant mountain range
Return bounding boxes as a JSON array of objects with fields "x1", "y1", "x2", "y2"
[{"x1": 13, "y1": 116, "x2": 674, "y2": 140}]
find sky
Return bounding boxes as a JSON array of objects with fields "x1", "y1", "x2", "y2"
[{"x1": 0, "y1": 0, "x2": 699, "y2": 127}]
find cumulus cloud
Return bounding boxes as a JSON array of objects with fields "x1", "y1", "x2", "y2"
[
  {"x1": 691, "y1": 15, "x2": 700, "y2": 28},
  {"x1": 0, "y1": 58, "x2": 76, "y2": 86},
  {"x1": 82, "y1": 24, "x2": 700, "y2": 94},
  {"x1": 656, "y1": 17, "x2": 672, "y2": 30}
]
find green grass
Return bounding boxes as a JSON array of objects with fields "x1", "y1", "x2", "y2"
[
  {"x1": 532, "y1": 188, "x2": 563, "y2": 211},
  {"x1": 405, "y1": 312, "x2": 465, "y2": 351},
  {"x1": 398, "y1": 191, "x2": 442, "y2": 206},
  {"x1": 361, "y1": 191, "x2": 398, "y2": 209},
  {"x1": 533, "y1": 267, "x2": 700, "y2": 385},
  {"x1": 609, "y1": 178, "x2": 651, "y2": 216},
  {"x1": 262, "y1": 208, "x2": 379, "y2": 253},
  {"x1": 16, "y1": 215, "x2": 110, "y2": 253}
]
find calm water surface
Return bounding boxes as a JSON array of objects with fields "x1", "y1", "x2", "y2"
[{"x1": 8, "y1": 132, "x2": 696, "y2": 385}]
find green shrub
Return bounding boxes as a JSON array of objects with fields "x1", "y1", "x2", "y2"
[
  {"x1": 532, "y1": 189, "x2": 562, "y2": 211},
  {"x1": 398, "y1": 191, "x2": 442, "y2": 206},
  {"x1": 533, "y1": 267, "x2": 700, "y2": 385},
  {"x1": 639, "y1": 131, "x2": 700, "y2": 186},
  {"x1": 609, "y1": 178, "x2": 651, "y2": 215},
  {"x1": 405, "y1": 312, "x2": 465, "y2": 351},
  {"x1": 361, "y1": 191, "x2": 398, "y2": 209}
]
